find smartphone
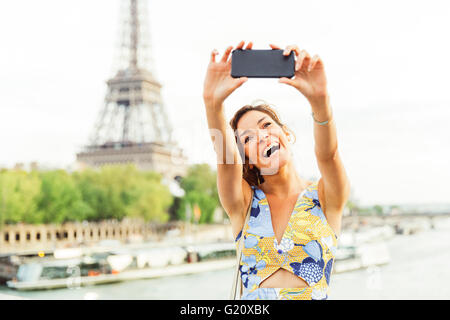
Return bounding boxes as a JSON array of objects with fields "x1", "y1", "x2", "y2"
[{"x1": 231, "y1": 49, "x2": 295, "y2": 78}]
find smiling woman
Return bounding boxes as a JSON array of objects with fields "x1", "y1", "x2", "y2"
[{"x1": 202, "y1": 40, "x2": 350, "y2": 300}]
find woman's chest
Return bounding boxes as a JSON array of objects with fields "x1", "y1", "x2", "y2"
[{"x1": 266, "y1": 194, "x2": 299, "y2": 244}]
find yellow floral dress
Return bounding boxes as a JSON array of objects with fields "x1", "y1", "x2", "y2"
[{"x1": 234, "y1": 180, "x2": 338, "y2": 300}]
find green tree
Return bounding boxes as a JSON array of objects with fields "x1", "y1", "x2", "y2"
[
  {"x1": 0, "y1": 165, "x2": 174, "y2": 225},
  {"x1": 0, "y1": 170, "x2": 41, "y2": 224},
  {"x1": 74, "y1": 165, "x2": 172, "y2": 223},
  {"x1": 35, "y1": 170, "x2": 92, "y2": 224},
  {"x1": 73, "y1": 165, "x2": 132, "y2": 221},
  {"x1": 126, "y1": 173, "x2": 173, "y2": 222},
  {"x1": 72, "y1": 168, "x2": 108, "y2": 221},
  {"x1": 177, "y1": 164, "x2": 219, "y2": 224}
]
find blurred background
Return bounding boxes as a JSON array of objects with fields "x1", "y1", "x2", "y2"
[{"x1": 0, "y1": 0, "x2": 449, "y2": 300}]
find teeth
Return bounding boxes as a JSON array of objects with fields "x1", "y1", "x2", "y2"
[{"x1": 263, "y1": 142, "x2": 280, "y2": 157}]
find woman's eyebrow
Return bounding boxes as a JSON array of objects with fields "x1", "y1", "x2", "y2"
[
  {"x1": 239, "y1": 116, "x2": 267, "y2": 138},
  {"x1": 257, "y1": 116, "x2": 267, "y2": 125}
]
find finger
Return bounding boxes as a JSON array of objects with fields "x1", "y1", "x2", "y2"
[
  {"x1": 296, "y1": 49, "x2": 311, "y2": 71},
  {"x1": 210, "y1": 49, "x2": 219, "y2": 63},
  {"x1": 283, "y1": 45, "x2": 301, "y2": 57},
  {"x1": 235, "y1": 40, "x2": 245, "y2": 50},
  {"x1": 232, "y1": 77, "x2": 248, "y2": 90},
  {"x1": 245, "y1": 41, "x2": 253, "y2": 50},
  {"x1": 221, "y1": 46, "x2": 234, "y2": 63},
  {"x1": 269, "y1": 43, "x2": 282, "y2": 50},
  {"x1": 308, "y1": 54, "x2": 323, "y2": 72}
]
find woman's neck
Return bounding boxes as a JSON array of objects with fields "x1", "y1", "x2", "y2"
[{"x1": 259, "y1": 161, "x2": 308, "y2": 197}]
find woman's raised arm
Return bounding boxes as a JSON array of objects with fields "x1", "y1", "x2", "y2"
[
  {"x1": 273, "y1": 43, "x2": 351, "y2": 235},
  {"x1": 202, "y1": 41, "x2": 253, "y2": 229}
]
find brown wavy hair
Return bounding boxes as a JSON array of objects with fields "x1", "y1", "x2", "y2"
[{"x1": 229, "y1": 101, "x2": 296, "y2": 186}]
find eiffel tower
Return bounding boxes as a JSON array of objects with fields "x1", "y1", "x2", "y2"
[{"x1": 76, "y1": 0, "x2": 188, "y2": 184}]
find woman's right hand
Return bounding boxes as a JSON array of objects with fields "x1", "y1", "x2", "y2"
[{"x1": 203, "y1": 41, "x2": 252, "y2": 107}]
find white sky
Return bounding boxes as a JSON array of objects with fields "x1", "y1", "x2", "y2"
[{"x1": 0, "y1": 0, "x2": 449, "y2": 207}]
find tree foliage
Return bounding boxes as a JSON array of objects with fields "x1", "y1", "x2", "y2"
[
  {"x1": 0, "y1": 165, "x2": 173, "y2": 225},
  {"x1": 0, "y1": 169, "x2": 41, "y2": 224},
  {"x1": 176, "y1": 163, "x2": 220, "y2": 224},
  {"x1": 35, "y1": 170, "x2": 92, "y2": 224}
]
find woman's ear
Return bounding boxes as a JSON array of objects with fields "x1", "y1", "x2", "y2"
[
  {"x1": 282, "y1": 126, "x2": 293, "y2": 143},
  {"x1": 283, "y1": 129, "x2": 290, "y2": 141}
]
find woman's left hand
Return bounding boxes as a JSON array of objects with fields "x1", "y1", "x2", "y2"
[{"x1": 270, "y1": 44, "x2": 328, "y2": 102}]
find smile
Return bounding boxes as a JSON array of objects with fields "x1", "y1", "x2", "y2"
[{"x1": 263, "y1": 142, "x2": 280, "y2": 158}]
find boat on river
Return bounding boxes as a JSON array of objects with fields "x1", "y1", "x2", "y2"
[
  {"x1": 333, "y1": 243, "x2": 391, "y2": 273},
  {"x1": 6, "y1": 242, "x2": 237, "y2": 291}
]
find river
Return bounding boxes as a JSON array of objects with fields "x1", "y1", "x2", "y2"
[{"x1": 1, "y1": 221, "x2": 449, "y2": 300}]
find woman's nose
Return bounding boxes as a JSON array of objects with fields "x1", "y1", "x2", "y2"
[{"x1": 258, "y1": 131, "x2": 270, "y2": 144}]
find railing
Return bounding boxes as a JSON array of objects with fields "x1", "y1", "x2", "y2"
[{"x1": 0, "y1": 219, "x2": 233, "y2": 255}]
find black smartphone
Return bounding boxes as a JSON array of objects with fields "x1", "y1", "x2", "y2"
[{"x1": 231, "y1": 49, "x2": 295, "y2": 78}]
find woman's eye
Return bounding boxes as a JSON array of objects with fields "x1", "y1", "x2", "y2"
[
  {"x1": 263, "y1": 122, "x2": 271, "y2": 128},
  {"x1": 244, "y1": 136, "x2": 252, "y2": 144}
]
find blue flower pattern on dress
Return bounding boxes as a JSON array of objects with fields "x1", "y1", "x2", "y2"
[
  {"x1": 311, "y1": 204, "x2": 327, "y2": 224},
  {"x1": 246, "y1": 215, "x2": 274, "y2": 238},
  {"x1": 244, "y1": 235, "x2": 259, "y2": 249},
  {"x1": 240, "y1": 254, "x2": 266, "y2": 289},
  {"x1": 290, "y1": 257, "x2": 325, "y2": 286},
  {"x1": 324, "y1": 258, "x2": 333, "y2": 285},
  {"x1": 302, "y1": 240, "x2": 323, "y2": 262},
  {"x1": 244, "y1": 186, "x2": 274, "y2": 237}
]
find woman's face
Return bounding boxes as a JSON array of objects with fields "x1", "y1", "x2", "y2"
[{"x1": 236, "y1": 110, "x2": 292, "y2": 175}]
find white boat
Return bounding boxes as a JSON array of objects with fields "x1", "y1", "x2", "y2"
[
  {"x1": 6, "y1": 242, "x2": 237, "y2": 291},
  {"x1": 131, "y1": 246, "x2": 187, "y2": 268},
  {"x1": 185, "y1": 242, "x2": 236, "y2": 262},
  {"x1": 333, "y1": 242, "x2": 390, "y2": 274},
  {"x1": 6, "y1": 256, "x2": 116, "y2": 290}
]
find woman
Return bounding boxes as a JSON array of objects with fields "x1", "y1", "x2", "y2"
[{"x1": 202, "y1": 41, "x2": 350, "y2": 300}]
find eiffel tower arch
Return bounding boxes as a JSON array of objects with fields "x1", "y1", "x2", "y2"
[{"x1": 76, "y1": 0, "x2": 188, "y2": 185}]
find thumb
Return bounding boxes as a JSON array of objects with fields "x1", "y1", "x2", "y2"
[
  {"x1": 232, "y1": 77, "x2": 248, "y2": 90},
  {"x1": 278, "y1": 77, "x2": 296, "y2": 87}
]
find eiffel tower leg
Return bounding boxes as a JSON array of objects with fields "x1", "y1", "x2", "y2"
[
  {"x1": 122, "y1": 105, "x2": 131, "y2": 142},
  {"x1": 90, "y1": 99, "x2": 108, "y2": 146},
  {"x1": 148, "y1": 102, "x2": 163, "y2": 143}
]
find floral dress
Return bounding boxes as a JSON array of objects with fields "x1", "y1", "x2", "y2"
[{"x1": 234, "y1": 180, "x2": 338, "y2": 300}]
